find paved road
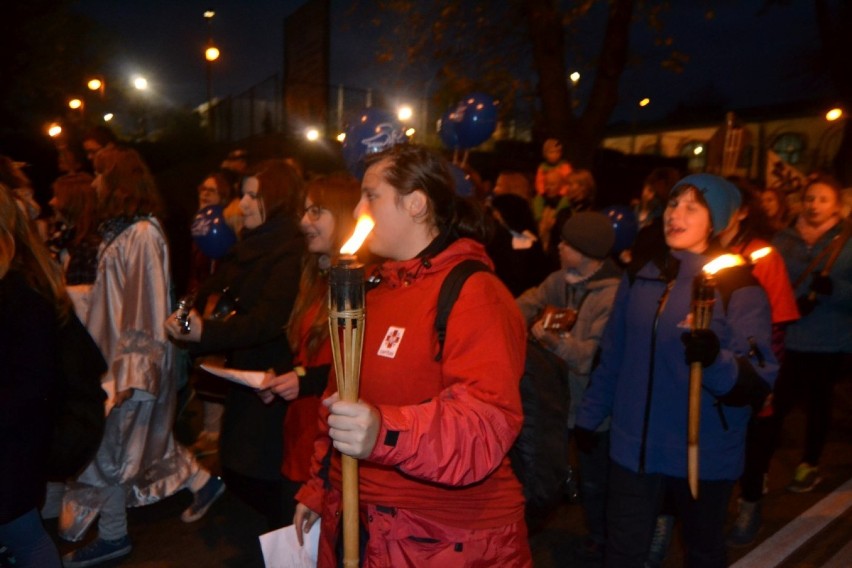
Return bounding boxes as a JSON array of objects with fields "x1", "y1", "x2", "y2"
[{"x1": 47, "y1": 375, "x2": 852, "y2": 567}]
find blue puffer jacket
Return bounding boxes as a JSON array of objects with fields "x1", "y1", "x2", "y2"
[
  {"x1": 576, "y1": 249, "x2": 777, "y2": 481},
  {"x1": 773, "y1": 219, "x2": 852, "y2": 354}
]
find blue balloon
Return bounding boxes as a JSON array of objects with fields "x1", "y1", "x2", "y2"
[
  {"x1": 602, "y1": 205, "x2": 639, "y2": 254},
  {"x1": 191, "y1": 205, "x2": 237, "y2": 259},
  {"x1": 438, "y1": 109, "x2": 459, "y2": 149},
  {"x1": 448, "y1": 163, "x2": 473, "y2": 198},
  {"x1": 452, "y1": 92, "x2": 498, "y2": 149},
  {"x1": 341, "y1": 108, "x2": 407, "y2": 178}
]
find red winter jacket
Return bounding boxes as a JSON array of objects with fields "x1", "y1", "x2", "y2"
[{"x1": 297, "y1": 238, "x2": 527, "y2": 529}]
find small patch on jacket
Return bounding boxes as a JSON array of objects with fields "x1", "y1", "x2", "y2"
[
  {"x1": 378, "y1": 326, "x2": 405, "y2": 358},
  {"x1": 384, "y1": 430, "x2": 400, "y2": 446}
]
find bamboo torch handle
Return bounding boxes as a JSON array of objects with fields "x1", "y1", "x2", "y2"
[
  {"x1": 341, "y1": 455, "x2": 359, "y2": 567},
  {"x1": 688, "y1": 361, "x2": 702, "y2": 499}
]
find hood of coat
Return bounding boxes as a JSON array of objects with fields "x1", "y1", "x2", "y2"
[
  {"x1": 377, "y1": 237, "x2": 493, "y2": 288},
  {"x1": 566, "y1": 256, "x2": 622, "y2": 290}
]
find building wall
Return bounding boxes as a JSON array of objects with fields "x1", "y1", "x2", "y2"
[{"x1": 602, "y1": 112, "x2": 846, "y2": 183}]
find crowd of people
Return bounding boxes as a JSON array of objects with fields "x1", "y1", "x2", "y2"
[{"x1": 0, "y1": 129, "x2": 849, "y2": 568}]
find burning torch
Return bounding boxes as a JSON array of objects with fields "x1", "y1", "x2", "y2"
[
  {"x1": 328, "y1": 215, "x2": 373, "y2": 567},
  {"x1": 688, "y1": 248, "x2": 770, "y2": 498},
  {"x1": 687, "y1": 253, "x2": 743, "y2": 498}
]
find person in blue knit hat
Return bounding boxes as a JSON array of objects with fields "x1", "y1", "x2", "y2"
[{"x1": 575, "y1": 173, "x2": 777, "y2": 567}]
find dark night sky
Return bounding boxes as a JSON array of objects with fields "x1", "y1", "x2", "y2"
[{"x1": 74, "y1": 0, "x2": 834, "y2": 125}]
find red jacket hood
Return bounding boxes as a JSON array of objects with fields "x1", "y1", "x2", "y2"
[{"x1": 377, "y1": 237, "x2": 494, "y2": 288}]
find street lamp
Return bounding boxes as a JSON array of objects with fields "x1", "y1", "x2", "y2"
[
  {"x1": 132, "y1": 76, "x2": 148, "y2": 91},
  {"x1": 398, "y1": 105, "x2": 413, "y2": 121},
  {"x1": 631, "y1": 98, "x2": 651, "y2": 153},
  {"x1": 48, "y1": 123, "x2": 63, "y2": 138},
  {"x1": 87, "y1": 76, "x2": 106, "y2": 99},
  {"x1": 68, "y1": 98, "x2": 83, "y2": 110},
  {"x1": 204, "y1": 9, "x2": 217, "y2": 133},
  {"x1": 826, "y1": 107, "x2": 843, "y2": 122}
]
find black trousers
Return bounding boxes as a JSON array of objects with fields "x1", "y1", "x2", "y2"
[
  {"x1": 605, "y1": 463, "x2": 733, "y2": 568},
  {"x1": 221, "y1": 467, "x2": 301, "y2": 530},
  {"x1": 768, "y1": 350, "x2": 845, "y2": 466}
]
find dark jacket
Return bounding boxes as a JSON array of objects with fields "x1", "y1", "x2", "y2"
[
  {"x1": 0, "y1": 271, "x2": 60, "y2": 522},
  {"x1": 191, "y1": 213, "x2": 303, "y2": 479}
]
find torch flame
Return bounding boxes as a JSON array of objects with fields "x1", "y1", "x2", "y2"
[
  {"x1": 703, "y1": 253, "x2": 745, "y2": 275},
  {"x1": 340, "y1": 215, "x2": 375, "y2": 256},
  {"x1": 749, "y1": 247, "x2": 772, "y2": 263}
]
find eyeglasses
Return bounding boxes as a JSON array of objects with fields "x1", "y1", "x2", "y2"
[{"x1": 303, "y1": 204, "x2": 325, "y2": 221}]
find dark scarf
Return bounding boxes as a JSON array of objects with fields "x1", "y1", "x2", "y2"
[{"x1": 98, "y1": 215, "x2": 150, "y2": 247}]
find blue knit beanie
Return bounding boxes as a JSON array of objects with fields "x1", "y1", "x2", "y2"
[{"x1": 670, "y1": 174, "x2": 742, "y2": 236}]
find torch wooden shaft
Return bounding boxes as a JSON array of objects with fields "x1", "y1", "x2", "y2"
[
  {"x1": 331, "y1": 312, "x2": 364, "y2": 567},
  {"x1": 688, "y1": 284, "x2": 716, "y2": 501},
  {"x1": 688, "y1": 361, "x2": 702, "y2": 499}
]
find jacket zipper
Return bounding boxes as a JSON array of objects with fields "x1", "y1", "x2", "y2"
[{"x1": 639, "y1": 279, "x2": 674, "y2": 473}]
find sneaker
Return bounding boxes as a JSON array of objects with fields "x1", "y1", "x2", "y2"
[
  {"x1": 727, "y1": 499, "x2": 762, "y2": 547},
  {"x1": 0, "y1": 544, "x2": 16, "y2": 566},
  {"x1": 181, "y1": 475, "x2": 225, "y2": 522},
  {"x1": 62, "y1": 536, "x2": 132, "y2": 567},
  {"x1": 787, "y1": 463, "x2": 822, "y2": 493},
  {"x1": 189, "y1": 431, "x2": 220, "y2": 458},
  {"x1": 645, "y1": 514, "x2": 674, "y2": 568}
]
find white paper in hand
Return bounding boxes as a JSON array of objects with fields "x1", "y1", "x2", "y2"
[
  {"x1": 259, "y1": 523, "x2": 320, "y2": 568},
  {"x1": 200, "y1": 362, "x2": 266, "y2": 389}
]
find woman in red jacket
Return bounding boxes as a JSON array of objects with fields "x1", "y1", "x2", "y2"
[{"x1": 294, "y1": 145, "x2": 531, "y2": 567}]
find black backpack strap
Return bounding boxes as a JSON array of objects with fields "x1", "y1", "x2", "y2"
[{"x1": 434, "y1": 259, "x2": 491, "y2": 362}]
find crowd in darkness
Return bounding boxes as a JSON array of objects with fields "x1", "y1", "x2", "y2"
[{"x1": 0, "y1": 128, "x2": 849, "y2": 567}]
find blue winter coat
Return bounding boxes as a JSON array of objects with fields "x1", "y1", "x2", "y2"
[
  {"x1": 773, "y1": 219, "x2": 852, "y2": 354},
  {"x1": 576, "y1": 249, "x2": 777, "y2": 481}
]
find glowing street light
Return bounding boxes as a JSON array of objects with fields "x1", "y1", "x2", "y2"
[
  {"x1": 639, "y1": 97, "x2": 651, "y2": 107},
  {"x1": 47, "y1": 123, "x2": 63, "y2": 138},
  {"x1": 205, "y1": 45, "x2": 220, "y2": 62},
  {"x1": 87, "y1": 78, "x2": 103, "y2": 92},
  {"x1": 826, "y1": 107, "x2": 844, "y2": 121},
  {"x1": 405, "y1": 127, "x2": 416, "y2": 137},
  {"x1": 336, "y1": 132, "x2": 346, "y2": 142},
  {"x1": 103, "y1": 113, "x2": 114, "y2": 122},
  {"x1": 397, "y1": 105, "x2": 413, "y2": 121},
  {"x1": 68, "y1": 98, "x2": 83, "y2": 110},
  {"x1": 133, "y1": 76, "x2": 148, "y2": 91},
  {"x1": 305, "y1": 128, "x2": 320, "y2": 141},
  {"x1": 569, "y1": 71, "x2": 581, "y2": 85}
]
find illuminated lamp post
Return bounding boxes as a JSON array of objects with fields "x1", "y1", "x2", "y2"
[
  {"x1": 631, "y1": 97, "x2": 651, "y2": 154},
  {"x1": 132, "y1": 75, "x2": 149, "y2": 139},
  {"x1": 204, "y1": 10, "x2": 218, "y2": 134}
]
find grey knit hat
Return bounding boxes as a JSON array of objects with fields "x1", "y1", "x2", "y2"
[{"x1": 560, "y1": 211, "x2": 615, "y2": 259}]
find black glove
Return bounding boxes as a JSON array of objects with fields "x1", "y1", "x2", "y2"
[
  {"x1": 796, "y1": 294, "x2": 817, "y2": 317},
  {"x1": 681, "y1": 329, "x2": 720, "y2": 368},
  {"x1": 573, "y1": 426, "x2": 598, "y2": 455},
  {"x1": 810, "y1": 274, "x2": 833, "y2": 296}
]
